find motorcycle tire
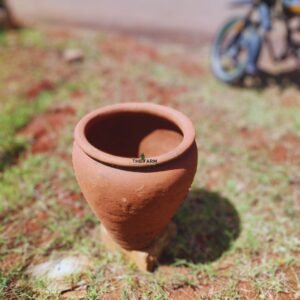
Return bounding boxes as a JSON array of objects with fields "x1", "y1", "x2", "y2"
[{"x1": 211, "y1": 17, "x2": 252, "y2": 84}]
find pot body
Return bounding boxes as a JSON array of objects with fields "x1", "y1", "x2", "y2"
[{"x1": 72, "y1": 141, "x2": 197, "y2": 250}]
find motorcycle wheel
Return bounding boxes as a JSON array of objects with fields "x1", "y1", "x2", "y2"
[{"x1": 211, "y1": 17, "x2": 252, "y2": 84}]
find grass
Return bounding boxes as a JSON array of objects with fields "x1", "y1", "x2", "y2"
[
  {"x1": 0, "y1": 88, "x2": 53, "y2": 170},
  {"x1": 0, "y1": 27, "x2": 299, "y2": 299}
]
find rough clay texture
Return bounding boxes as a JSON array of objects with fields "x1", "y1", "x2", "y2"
[
  {"x1": 72, "y1": 104, "x2": 197, "y2": 250},
  {"x1": 100, "y1": 223, "x2": 177, "y2": 271}
]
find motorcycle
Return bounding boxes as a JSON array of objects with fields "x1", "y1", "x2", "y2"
[{"x1": 211, "y1": 0, "x2": 300, "y2": 84}]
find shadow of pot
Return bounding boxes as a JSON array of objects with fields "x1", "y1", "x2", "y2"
[
  {"x1": 72, "y1": 102, "x2": 198, "y2": 250},
  {"x1": 161, "y1": 188, "x2": 241, "y2": 264}
]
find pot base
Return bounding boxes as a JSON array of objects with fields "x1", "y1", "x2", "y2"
[{"x1": 100, "y1": 223, "x2": 177, "y2": 272}]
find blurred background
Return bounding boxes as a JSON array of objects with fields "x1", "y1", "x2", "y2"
[
  {"x1": 5, "y1": 0, "x2": 237, "y2": 43},
  {"x1": 0, "y1": 1, "x2": 299, "y2": 299}
]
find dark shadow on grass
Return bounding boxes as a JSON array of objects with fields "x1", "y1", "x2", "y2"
[
  {"x1": 161, "y1": 188, "x2": 240, "y2": 264},
  {"x1": 0, "y1": 142, "x2": 26, "y2": 172},
  {"x1": 233, "y1": 68, "x2": 300, "y2": 90}
]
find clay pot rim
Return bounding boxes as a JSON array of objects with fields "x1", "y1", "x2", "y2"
[{"x1": 74, "y1": 102, "x2": 195, "y2": 168}]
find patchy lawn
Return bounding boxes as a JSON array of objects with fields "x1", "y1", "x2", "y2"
[{"x1": 0, "y1": 28, "x2": 299, "y2": 299}]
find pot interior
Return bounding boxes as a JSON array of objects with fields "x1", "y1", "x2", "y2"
[{"x1": 85, "y1": 111, "x2": 183, "y2": 158}]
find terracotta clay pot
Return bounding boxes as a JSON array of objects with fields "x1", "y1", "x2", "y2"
[{"x1": 72, "y1": 102, "x2": 197, "y2": 250}]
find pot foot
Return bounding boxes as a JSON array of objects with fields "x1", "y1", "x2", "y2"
[{"x1": 100, "y1": 223, "x2": 177, "y2": 272}]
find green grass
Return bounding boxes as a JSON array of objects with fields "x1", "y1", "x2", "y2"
[
  {"x1": 0, "y1": 92, "x2": 53, "y2": 171},
  {"x1": 0, "y1": 28, "x2": 299, "y2": 299}
]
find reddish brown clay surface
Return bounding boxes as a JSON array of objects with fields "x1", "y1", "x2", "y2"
[{"x1": 72, "y1": 103, "x2": 197, "y2": 250}]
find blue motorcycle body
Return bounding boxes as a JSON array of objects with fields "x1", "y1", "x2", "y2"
[
  {"x1": 211, "y1": 0, "x2": 272, "y2": 83},
  {"x1": 211, "y1": 0, "x2": 300, "y2": 83}
]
